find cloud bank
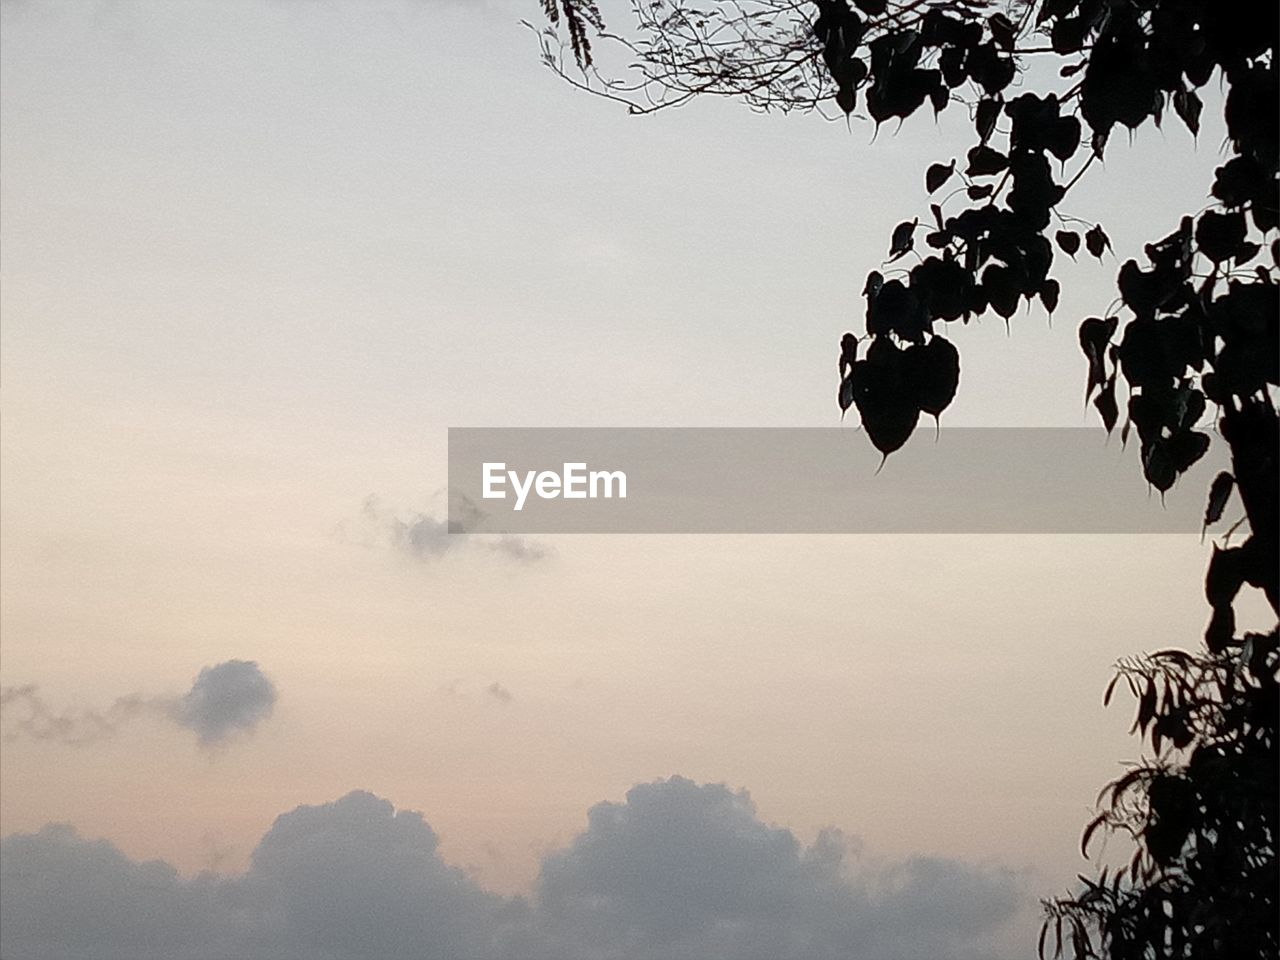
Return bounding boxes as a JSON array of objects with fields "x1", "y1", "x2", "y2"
[
  {"x1": 0, "y1": 660, "x2": 277, "y2": 749},
  {"x1": 0, "y1": 777, "x2": 1030, "y2": 960}
]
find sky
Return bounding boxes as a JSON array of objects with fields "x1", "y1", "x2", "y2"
[{"x1": 0, "y1": 1, "x2": 1270, "y2": 957}]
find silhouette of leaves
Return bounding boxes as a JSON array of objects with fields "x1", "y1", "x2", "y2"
[{"x1": 560, "y1": 5, "x2": 1280, "y2": 951}]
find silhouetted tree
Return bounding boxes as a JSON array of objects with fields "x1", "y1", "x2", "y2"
[{"x1": 539, "y1": 1, "x2": 1278, "y2": 955}]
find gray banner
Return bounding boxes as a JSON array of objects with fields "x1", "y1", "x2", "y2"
[{"x1": 447, "y1": 428, "x2": 1227, "y2": 534}]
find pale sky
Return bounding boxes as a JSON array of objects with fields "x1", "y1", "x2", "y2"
[{"x1": 0, "y1": 2, "x2": 1268, "y2": 957}]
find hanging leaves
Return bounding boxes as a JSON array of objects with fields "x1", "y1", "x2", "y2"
[
  {"x1": 905, "y1": 334, "x2": 960, "y2": 416},
  {"x1": 1195, "y1": 211, "x2": 1247, "y2": 263},
  {"x1": 850, "y1": 337, "x2": 921, "y2": 455},
  {"x1": 866, "y1": 277, "x2": 929, "y2": 342}
]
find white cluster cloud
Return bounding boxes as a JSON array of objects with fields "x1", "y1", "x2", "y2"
[
  {"x1": 0, "y1": 777, "x2": 1030, "y2": 960},
  {"x1": 0, "y1": 660, "x2": 277, "y2": 749}
]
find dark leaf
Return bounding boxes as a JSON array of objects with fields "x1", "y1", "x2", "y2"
[
  {"x1": 863, "y1": 270, "x2": 884, "y2": 298},
  {"x1": 965, "y1": 42, "x2": 1015, "y2": 96},
  {"x1": 867, "y1": 278, "x2": 929, "y2": 342},
  {"x1": 1056, "y1": 230, "x2": 1081, "y2": 258},
  {"x1": 987, "y1": 12, "x2": 1016, "y2": 50},
  {"x1": 839, "y1": 331, "x2": 859, "y2": 378},
  {"x1": 1141, "y1": 439, "x2": 1177, "y2": 492},
  {"x1": 1205, "y1": 603, "x2": 1235, "y2": 653},
  {"x1": 983, "y1": 263, "x2": 1019, "y2": 318},
  {"x1": 1081, "y1": 812, "x2": 1107, "y2": 858},
  {"x1": 1079, "y1": 315, "x2": 1118, "y2": 400},
  {"x1": 851, "y1": 338, "x2": 921, "y2": 456},
  {"x1": 1085, "y1": 224, "x2": 1111, "y2": 259},
  {"x1": 1051, "y1": 16, "x2": 1087, "y2": 54},
  {"x1": 1094, "y1": 375, "x2": 1118, "y2": 431},
  {"x1": 1205, "y1": 544, "x2": 1247, "y2": 610},
  {"x1": 1080, "y1": 27, "x2": 1159, "y2": 134},
  {"x1": 1103, "y1": 673, "x2": 1120, "y2": 707},
  {"x1": 1173, "y1": 88, "x2": 1202, "y2": 136},
  {"x1": 1234, "y1": 241, "x2": 1261, "y2": 265},
  {"x1": 839, "y1": 374, "x2": 856, "y2": 415},
  {"x1": 1167, "y1": 428, "x2": 1209, "y2": 472},
  {"x1": 1040, "y1": 278, "x2": 1060, "y2": 315},
  {"x1": 1046, "y1": 116, "x2": 1082, "y2": 162},
  {"x1": 975, "y1": 98, "x2": 1001, "y2": 143},
  {"x1": 939, "y1": 44, "x2": 967, "y2": 88},
  {"x1": 1195, "y1": 210, "x2": 1247, "y2": 263},
  {"x1": 836, "y1": 84, "x2": 857, "y2": 116},
  {"x1": 888, "y1": 219, "x2": 918, "y2": 261},
  {"x1": 1212, "y1": 155, "x2": 1269, "y2": 209},
  {"x1": 966, "y1": 145, "x2": 1008, "y2": 177},
  {"x1": 909, "y1": 256, "x2": 968, "y2": 321},
  {"x1": 905, "y1": 334, "x2": 960, "y2": 416},
  {"x1": 929, "y1": 83, "x2": 949, "y2": 115},
  {"x1": 926, "y1": 160, "x2": 955, "y2": 193},
  {"x1": 1202, "y1": 471, "x2": 1234, "y2": 530},
  {"x1": 1136, "y1": 679, "x2": 1156, "y2": 733}
]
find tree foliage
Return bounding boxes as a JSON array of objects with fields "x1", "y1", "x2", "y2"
[
  {"x1": 540, "y1": 0, "x2": 1278, "y2": 954},
  {"x1": 1042, "y1": 635, "x2": 1277, "y2": 958}
]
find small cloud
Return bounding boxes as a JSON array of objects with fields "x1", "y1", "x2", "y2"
[
  {"x1": 489, "y1": 535, "x2": 549, "y2": 563},
  {"x1": 392, "y1": 512, "x2": 454, "y2": 560},
  {"x1": 0, "y1": 685, "x2": 152, "y2": 745},
  {"x1": 169, "y1": 660, "x2": 277, "y2": 747},
  {"x1": 359, "y1": 495, "x2": 549, "y2": 565},
  {"x1": 485, "y1": 682, "x2": 514, "y2": 705}
]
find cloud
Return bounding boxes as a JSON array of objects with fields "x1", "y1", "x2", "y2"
[
  {"x1": 486, "y1": 681, "x2": 514, "y2": 704},
  {"x1": 0, "y1": 777, "x2": 1032, "y2": 960},
  {"x1": 536, "y1": 777, "x2": 1027, "y2": 960},
  {"x1": 0, "y1": 660, "x2": 277, "y2": 749},
  {"x1": 0, "y1": 685, "x2": 154, "y2": 745},
  {"x1": 168, "y1": 660, "x2": 278, "y2": 747},
  {"x1": 358, "y1": 495, "x2": 549, "y2": 564}
]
